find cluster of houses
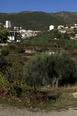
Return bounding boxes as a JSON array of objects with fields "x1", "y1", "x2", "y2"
[
  {"x1": 0, "y1": 20, "x2": 40, "y2": 43},
  {"x1": 49, "y1": 24, "x2": 77, "y2": 31},
  {"x1": 49, "y1": 24, "x2": 77, "y2": 40},
  {"x1": 0, "y1": 20, "x2": 77, "y2": 43}
]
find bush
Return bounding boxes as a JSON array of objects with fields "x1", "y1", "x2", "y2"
[
  {"x1": 26, "y1": 51, "x2": 77, "y2": 89},
  {"x1": 0, "y1": 73, "x2": 9, "y2": 92},
  {"x1": 1, "y1": 49, "x2": 9, "y2": 56},
  {"x1": 17, "y1": 48, "x2": 25, "y2": 53},
  {"x1": 7, "y1": 44, "x2": 16, "y2": 50},
  {"x1": 0, "y1": 55, "x2": 8, "y2": 73},
  {"x1": 20, "y1": 84, "x2": 31, "y2": 92}
]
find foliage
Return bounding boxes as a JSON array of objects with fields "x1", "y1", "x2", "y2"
[
  {"x1": 0, "y1": 29, "x2": 9, "y2": 43},
  {"x1": 73, "y1": 28, "x2": 77, "y2": 34},
  {"x1": 17, "y1": 47, "x2": 25, "y2": 53},
  {"x1": 0, "y1": 73, "x2": 9, "y2": 92},
  {"x1": 0, "y1": 11, "x2": 72, "y2": 31},
  {"x1": 0, "y1": 55, "x2": 8, "y2": 73},
  {"x1": 7, "y1": 44, "x2": 16, "y2": 50},
  {"x1": 1, "y1": 49, "x2": 9, "y2": 56},
  {"x1": 6, "y1": 62, "x2": 23, "y2": 83},
  {"x1": 26, "y1": 51, "x2": 77, "y2": 89}
]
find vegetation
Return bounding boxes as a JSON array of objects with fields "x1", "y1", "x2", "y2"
[
  {"x1": 26, "y1": 51, "x2": 77, "y2": 91},
  {"x1": 1, "y1": 49, "x2": 9, "y2": 56},
  {"x1": 0, "y1": 29, "x2": 9, "y2": 43},
  {"x1": 20, "y1": 29, "x2": 77, "y2": 58},
  {"x1": 1, "y1": 27, "x2": 77, "y2": 110},
  {"x1": 73, "y1": 28, "x2": 77, "y2": 34},
  {"x1": 17, "y1": 47, "x2": 25, "y2": 53},
  {"x1": 0, "y1": 47, "x2": 77, "y2": 110},
  {"x1": 0, "y1": 11, "x2": 77, "y2": 30}
]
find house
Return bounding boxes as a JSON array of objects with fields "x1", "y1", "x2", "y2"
[
  {"x1": 70, "y1": 37, "x2": 76, "y2": 40},
  {"x1": 65, "y1": 26, "x2": 68, "y2": 29},
  {"x1": 48, "y1": 51, "x2": 55, "y2": 55},
  {"x1": 59, "y1": 30, "x2": 66, "y2": 34},
  {"x1": 5, "y1": 20, "x2": 12, "y2": 29},
  {"x1": 70, "y1": 26, "x2": 74, "y2": 29},
  {"x1": 8, "y1": 36, "x2": 15, "y2": 42},
  {"x1": 75, "y1": 34, "x2": 77, "y2": 38},
  {"x1": 49, "y1": 25, "x2": 54, "y2": 31},
  {"x1": 57, "y1": 25, "x2": 64, "y2": 29}
]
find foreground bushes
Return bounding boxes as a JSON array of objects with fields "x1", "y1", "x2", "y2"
[
  {"x1": 1, "y1": 49, "x2": 9, "y2": 56},
  {"x1": 0, "y1": 73, "x2": 9, "y2": 93},
  {"x1": 26, "y1": 51, "x2": 77, "y2": 90},
  {"x1": 0, "y1": 50, "x2": 77, "y2": 95}
]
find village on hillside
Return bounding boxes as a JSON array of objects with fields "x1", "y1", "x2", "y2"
[
  {"x1": 0, "y1": 20, "x2": 77, "y2": 44},
  {"x1": 0, "y1": 20, "x2": 40, "y2": 43}
]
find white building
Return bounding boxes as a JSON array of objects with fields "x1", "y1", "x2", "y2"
[
  {"x1": 70, "y1": 26, "x2": 74, "y2": 29},
  {"x1": 8, "y1": 36, "x2": 15, "y2": 42},
  {"x1": 57, "y1": 25, "x2": 64, "y2": 29},
  {"x1": 5, "y1": 20, "x2": 11, "y2": 28},
  {"x1": 19, "y1": 29, "x2": 40, "y2": 38},
  {"x1": 21, "y1": 34, "x2": 26, "y2": 38},
  {"x1": 65, "y1": 26, "x2": 68, "y2": 29},
  {"x1": 49, "y1": 25, "x2": 54, "y2": 31},
  {"x1": 75, "y1": 34, "x2": 77, "y2": 38},
  {"x1": 75, "y1": 24, "x2": 77, "y2": 26},
  {"x1": 59, "y1": 30, "x2": 66, "y2": 34}
]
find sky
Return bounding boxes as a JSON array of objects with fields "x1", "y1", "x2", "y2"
[{"x1": 0, "y1": 0, "x2": 77, "y2": 13}]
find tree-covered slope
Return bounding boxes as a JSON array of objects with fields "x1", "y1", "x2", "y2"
[
  {"x1": 50, "y1": 11, "x2": 77, "y2": 24},
  {"x1": 0, "y1": 11, "x2": 77, "y2": 30}
]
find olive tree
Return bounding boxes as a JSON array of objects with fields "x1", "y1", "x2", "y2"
[
  {"x1": 51, "y1": 51, "x2": 77, "y2": 88},
  {"x1": 26, "y1": 51, "x2": 77, "y2": 90}
]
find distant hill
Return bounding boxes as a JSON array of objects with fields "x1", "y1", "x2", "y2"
[
  {"x1": 0, "y1": 11, "x2": 77, "y2": 31},
  {"x1": 50, "y1": 11, "x2": 77, "y2": 24}
]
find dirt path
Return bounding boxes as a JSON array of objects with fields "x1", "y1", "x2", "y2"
[{"x1": 0, "y1": 104, "x2": 77, "y2": 116}]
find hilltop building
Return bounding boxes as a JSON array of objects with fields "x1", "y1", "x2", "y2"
[
  {"x1": 49, "y1": 25, "x2": 54, "y2": 31},
  {"x1": 5, "y1": 20, "x2": 12, "y2": 28}
]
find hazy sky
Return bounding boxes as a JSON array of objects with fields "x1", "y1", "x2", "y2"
[{"x1": 0, "y1": 0, "x2": 77, "y2": 13}]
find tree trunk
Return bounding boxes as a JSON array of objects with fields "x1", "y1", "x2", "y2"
[
  {"x1": 52, "y1": 77, "x2": 59, "y2": 88},
  {"x1": 55, "y1": 78, "x2": 59, "y2": 88}
]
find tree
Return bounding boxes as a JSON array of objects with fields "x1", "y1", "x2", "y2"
[
  {"x1": 51, "y1": 51, "x2": 77, "y2": 87},
  {"x1": 0, "y1": 55, "x2": 8, "y2": 73},
  {"x1": 26, "y1": 55, "x2": 43, "y2": 92},
  {"x1": 26, "y1": 51, "x2": 77, "y2": 89},
  {"x1": 26, "y1": 53, "x2": 55, "y2": 90},
  {"x1": 0, "y1": 29, "x2": 9, "y2": 43}
]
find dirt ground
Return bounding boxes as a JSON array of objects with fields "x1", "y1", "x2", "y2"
[{"x1": 0, "y1": 104, "x2": 77, "y2": 116}]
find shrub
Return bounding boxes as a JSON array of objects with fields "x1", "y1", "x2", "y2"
[
  {"x1": 0, "y1": 73, "x2": 9, "y2": 93},
  {"x1": 1, "y1": 49, "x2": 9, "y2": 56},
  {"x1": 7, "y1": 44, "x2": 16, "y2": 50},
  {"x1": 17, "y1": 48, "x2": 25, "y2": 53},
  {"x1": 26, "y1": 51, "x2": 77, "y2": 89},
  {"x1": 0, "y1": 55, "x2": 8, "y2": 73}
]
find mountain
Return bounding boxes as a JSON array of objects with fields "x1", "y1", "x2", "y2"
[
  {"x1": 50, "y1": 11, "x2": 77, "y2": 24},
  {"x1": 0, "y1": 11, "x2": 77, "y2": 31}
]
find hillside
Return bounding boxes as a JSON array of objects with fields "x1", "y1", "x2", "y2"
[
  {"x1": 0, "y1": 11, "x2": 77, "y2": 30},
  {"x1": 50, "y1": 11, "x2": 77, "y2": 24}
]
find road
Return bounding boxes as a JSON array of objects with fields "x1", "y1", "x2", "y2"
[{"x1": 0, "y1": 104, "x2": 77, "y2": 116}]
